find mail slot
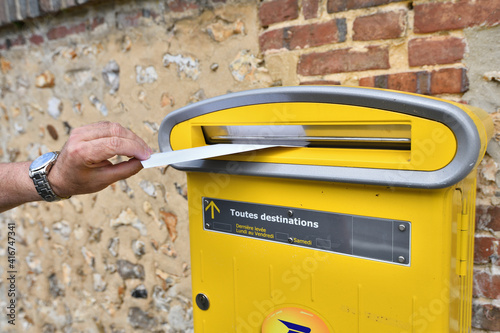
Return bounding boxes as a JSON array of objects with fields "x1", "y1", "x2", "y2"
[{"x1": 157, "y1": 86, "x2": 492, "y2": 332}]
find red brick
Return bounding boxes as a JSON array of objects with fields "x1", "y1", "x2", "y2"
[
  {"x1": 116, "y1": 11, "x2": 142, "y2": 29},
  {"x1": 29, "y1": 34, "x2": 44, "y2": 45},
  {"x1": 359, "y1": 76, "x2": 375, "y2": 87},
  {"x1": 327, "y1": 0, "x2": 404, "y2": 13},
  {"x1": 260, "y1": 20, "x2": 345, "y2": 52},
  {"x1": 472, "y1": 303, "x2": 500, "y2": 331},
  {"x1": 473, "y1": 269, "x2": 500, "y2": 299},
  {"x1": 289, "y1": 20, "x2": 345, "y2": 50},
  {"x1": 474, "y1": 236, "x2": 499, "y2": 264},
  {"x1": 259, "y1": 29, "x2": 284, "y2": 53},
  {"x1": 300, "y1": 80, "x2": 341, "y2": 85},
  {"x1": 166, "y1": 0, "x2": 199, "y2": 13},
  {"x1": 47, "y1": 22, "x2": 86, "y2": 40},
  {"x1": 415, "y1": 71, "x2": 431, "y2": 95},
  {"x1": 298, "y1": 46, "x2": 389, "y2": 76},
  {"x1": 430, "y1": 68, "x2": 468, "y2": 94},
  {"x1": 91, "y1": 17, "x2": 105, "y2": 31},
  {"x1": 303, "y1": 0, "x2": 320, "y2": 19},
  {"x1": 409, "y1": 37, "x2": 466, "y2": 67},
  {"x1": 359, "y1": 71, "x2": 432, "y2": 94},
  {"x1": 259, "y1": 0, "x2": 299, "y2": 26},
  {"x1": 68, "y1": 22, "x2": 86, "y2": 35},
  {"x1": 8, "y1": 35, "x2": 26, "y2": 48},
  {"x1": 387, "y1": 72, "x2": 418, "y2": 93},
  {"x1": 414, "y1": 0, "x2": 500, "y2": 34},
  {"x1": 47, "y1": 26, "x2": 69, "y2": 40},
  {"x1": 353, "y1": 10, "x2": 406, "y2": 41},
  {"x1": 477, "y1": 206, "x2": 500, "y2": 232}
]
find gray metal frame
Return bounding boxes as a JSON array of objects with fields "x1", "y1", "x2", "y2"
[{"x1": 158, "y1": 86, "x2": 481, "y2": 189}]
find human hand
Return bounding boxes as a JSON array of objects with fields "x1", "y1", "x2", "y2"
[{"x1": 47, "y1": 122, "x2": 152, "y2": 198}]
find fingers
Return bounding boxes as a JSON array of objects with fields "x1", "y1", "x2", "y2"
[
  {"x1": 64, "y1": 122, "x2": 153, "y2": 166},
  {"x1": 79, "y1": 136, "x2": 151, "y2": 165},
  {"x1": 91, "y1": 158, "x2": 144, "y2": 187},
  {"x1": 49, "y1": 121, "x2": 152, "y2": 198},
  {"x1": 73, "y1": 122, "x2": 152, "y2": 158}
]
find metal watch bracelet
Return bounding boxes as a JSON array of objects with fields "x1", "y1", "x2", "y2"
[{"x1": 31, "y1": 172, "x2": 66, "y2": 202}]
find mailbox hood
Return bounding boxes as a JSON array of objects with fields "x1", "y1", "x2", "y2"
[{"x1": 158, "y1": 86, "x2": 492, "y2": 189}]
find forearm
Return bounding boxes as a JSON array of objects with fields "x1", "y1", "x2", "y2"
[
  {"x1": 0, "y1": 122, "x2": 151, "y2": 214},
  {"x1": 0, "y1": 162, "x2": 40, "y2": 213}
]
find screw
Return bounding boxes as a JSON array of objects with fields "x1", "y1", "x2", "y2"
[
  {"x1": 204, "y1": 199, "x2": 209, "y2": 205},
  {"x1": 195, "y1": 293, "x2": 210, "y2": 311},
  {"x1": 398, "y1": 256, "x2": 405, "y2": 263},
  {"x1": 398, "y1": 224, "x2": 406, "y2": 232},
  {"x1": 288, "y1": 210, "x2": 294, "y2": 217},
  {"x1": 205, "y1": 223, "x2": 211, "y2": 229},
  {"x1": 288, "y1": 237, "x2": 294, "y2": 244}
]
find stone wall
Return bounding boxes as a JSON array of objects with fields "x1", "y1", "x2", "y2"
[{"x1": 0, "y1": 0, "x2": 499, "y2": 332}]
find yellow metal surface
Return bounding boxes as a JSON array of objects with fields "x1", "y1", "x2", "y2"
[
  {"x1": 170, "y1": 102, "x2": 458, "y2": 171},
  {"x1": 171, "y1": 89, "x2": 492, "y2": 332},
  {"x1": 187, "y1": 172, "x2": 478, "y2": 332}
]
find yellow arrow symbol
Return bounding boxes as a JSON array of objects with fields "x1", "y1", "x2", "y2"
[{"x1": 205, "y1": 201, "x2": 220, "y2": 219}]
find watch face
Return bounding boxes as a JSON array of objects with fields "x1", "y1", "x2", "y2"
[{"x1": 30, "y1": 152, "x2": 56, "y2": 170}]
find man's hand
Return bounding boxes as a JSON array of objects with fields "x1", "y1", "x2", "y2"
[{"x1": 48, "y1": 122, "x2": 152, "y2": 198}]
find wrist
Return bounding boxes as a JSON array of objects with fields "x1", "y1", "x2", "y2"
[
  {"x1": 47, "y1": 164, "x2": 71, "y2": 199},
  {"x1": 29, "y1": 152, "x2": 71, "y2": 202}
]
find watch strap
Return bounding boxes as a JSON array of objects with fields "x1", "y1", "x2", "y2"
[
  {"x1": 31, "y1": 171, "x2": 65, "y2": 202},
  {"x1": 30, "y1": 151, "x2": 70, "y2": 202}
]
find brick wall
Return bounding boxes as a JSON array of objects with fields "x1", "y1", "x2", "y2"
[
  {"x1": 258, "y1": 0, "x2": 500, "y2": 331},
  {"x1": 0, "y1": 0, "x2": 217, "y2": 49},
  {"x1": 259, "y1": 0, "x2": 499, "y2": 94}
]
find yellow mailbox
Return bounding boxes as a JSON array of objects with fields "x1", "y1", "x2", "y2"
[{"x1": 157, "y1": 86, "x2": 492, "y2": 332}]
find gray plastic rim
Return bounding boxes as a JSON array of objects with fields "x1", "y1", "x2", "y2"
[{"x1": 158, "y1": 86, "x2": 481, "y2": 189}]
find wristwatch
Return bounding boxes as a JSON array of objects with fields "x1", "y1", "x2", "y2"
[{"x1": 29, "y1": 151, "x2": 69, "y2": 202}]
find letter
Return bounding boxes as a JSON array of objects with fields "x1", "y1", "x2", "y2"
[
  {"x1": 282, "y1": 270, "x2": 301, "y2": 291},
  {"x1": 7, "y1": 302, "x2": 15, "y2": 309},
  {"x1": 8, "y1": 319, "x2": 15, "y2": 325},
  {"x1": 261, "y1": 213, "x2": 266, "y2": 220},
  {"x1": 314, "y1": 222, "x2": 319, "y2": 228},
  {"x1": 231, "y1": 209, "x2": 236, "y2": 216}
]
